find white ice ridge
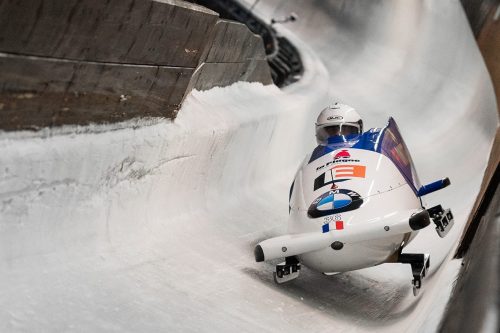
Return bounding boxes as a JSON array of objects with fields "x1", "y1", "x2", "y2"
[{"x1": 0, "y1": 0, "x2": 498, "y2": 332}]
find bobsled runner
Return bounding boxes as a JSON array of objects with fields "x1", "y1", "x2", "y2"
[{"x1": 254, "y1": 117, "x2": 454, "y2": 296}]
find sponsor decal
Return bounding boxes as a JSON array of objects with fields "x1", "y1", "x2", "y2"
[
  {"x1": 331, "y1": 164, "x2": 366, "y2": 179},
  {"x1": 334, "y1": 149, "x2": 350, "y2": 159},
  {"x1": 314, "y1": 175, "x2": 347, "y2": 191},
  {"x1": 314, "y1": 164, "x2": 366, "y2": 191},
  {"x1": 327, "y1": 115, "x2": 343, "y2": 121},
  {"x1": 316, "y1": 149, "x2": 361, "y2": 171},
  {"x1": 308, "y1": 189, "x2": 363, "y2": 218}
]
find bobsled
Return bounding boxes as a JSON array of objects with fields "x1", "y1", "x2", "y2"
[{"x1": 254, "y1": 118, "x2": 454, "y2": 295}]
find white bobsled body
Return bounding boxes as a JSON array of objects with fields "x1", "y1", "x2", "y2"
[
  {"x1": 290, "y1": 148, "x2": 420, "y2": 272},
  {"x1": 255, "y1": 118, "x2": 443, "y2": 274}
]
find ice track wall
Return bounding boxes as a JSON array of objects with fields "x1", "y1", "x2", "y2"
[
  {"x1": 0, "y1": 0, "x2": 272, "y2": 130},
  {"x1": 0, "y1": 0, "x2": 498, "y2": 332}
]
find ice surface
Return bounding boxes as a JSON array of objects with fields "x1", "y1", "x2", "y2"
[{"x1": 0, "y1": 0, "x2": 498, "y2": 332}]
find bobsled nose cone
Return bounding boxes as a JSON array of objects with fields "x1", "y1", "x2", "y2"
[{"x1": 254, "y1": 245, "x2": 265, "y2": 262}]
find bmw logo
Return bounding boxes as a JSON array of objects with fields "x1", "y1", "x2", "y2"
[{"x1": 308, "y1": 189, "x2": 363, "y2": 218}]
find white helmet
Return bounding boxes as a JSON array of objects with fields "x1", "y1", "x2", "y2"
[{"x1": 315, "y1": 103, "x2": 363, "y2": 145}]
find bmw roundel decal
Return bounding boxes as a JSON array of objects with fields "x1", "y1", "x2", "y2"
[{"x1": 308, "y1": 189, "x2": 363, "y2": 218}]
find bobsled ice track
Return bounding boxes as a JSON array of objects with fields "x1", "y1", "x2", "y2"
[{"x1": 0, "y1": 1, "x2": 498, "y2": 332}]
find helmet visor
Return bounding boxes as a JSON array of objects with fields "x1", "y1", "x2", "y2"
[{"x1": 316, "y1": 123, "x2": 360, "y2": 144}]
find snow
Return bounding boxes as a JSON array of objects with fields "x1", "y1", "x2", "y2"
[{"x1": 0, "y1": 0, "x2": 498, "y2": 332}]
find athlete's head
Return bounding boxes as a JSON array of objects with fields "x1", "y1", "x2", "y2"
[{"x1": 315, "y1": 103, "x2": 363, "y2": 145}]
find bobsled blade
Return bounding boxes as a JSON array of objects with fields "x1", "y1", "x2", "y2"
[
  {"x1": 273, "y1": 271, "x2": 299, "y2": 284},
  {"x1": 273, "y1": 261, "x2": 301, "y2": 284}
]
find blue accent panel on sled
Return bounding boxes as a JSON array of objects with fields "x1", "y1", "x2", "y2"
[
  {"x1": 418, "y1": 178, "x2": 451, "y2": 196},
  {"x1": 308, "y1": 129, "x2": 382, "y2": 163}
]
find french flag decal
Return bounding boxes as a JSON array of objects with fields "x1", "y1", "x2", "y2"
[{"x1": 322, "y1": 221, "x2": 344, "y2": 233}]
